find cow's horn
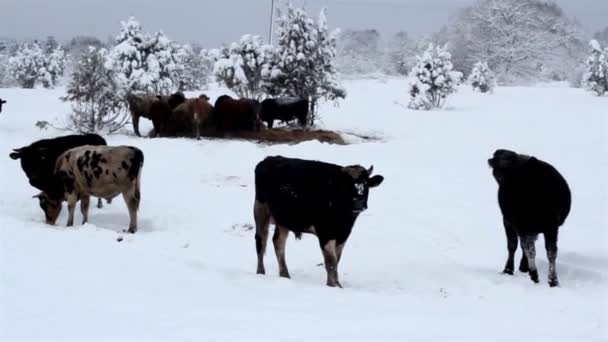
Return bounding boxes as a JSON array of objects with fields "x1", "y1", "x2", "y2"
[{"x1": 368, "y1": 165, "x2": 374, "y2": 175}]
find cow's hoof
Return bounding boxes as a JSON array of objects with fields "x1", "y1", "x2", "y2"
[
  {"x1": 127, "y1": 227, "x2": 137, "y2": 234},
  {"x1": 256, "y1": 267, "x2": 265, "y2": 275},
  {"x1": 327, "y1": 281, "x2": 342, "y2": 288},
  {"x1": 549, "y1": 278, "x2": 559, "y2": 287},
  {"x1": 279, "y1": 271, "x2": 291, "y2": 279},
  {"x1": 529, "y1": 270, "x2": 539, "y2": 283},
  {"x1": 502, "y1": 268, "x2": 514, "y2": 275}
]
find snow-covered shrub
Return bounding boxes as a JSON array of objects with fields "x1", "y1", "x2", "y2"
[
  {"x1": 468, "y1": 61, "x2": 495, "y2": 93},
  {"x1": 8, "y1": 41, "x2": 66, "y2": 88},
  {"x1": 408, "y1": 44, "x2": 463, "y2": 110},
  {"x1": 213, "y1": 34, "x2": 274, "y2": 100},
  {"x1": 582, "y1": 40, "x2": 608, "y2": 96},
  {"x1": 174, "y1": 44, "x2": 209, "y2": 91},
  {"x1": 263, "y1": 5, "x2": 345, "y2": 125},
  {"x1": 9, "y1": 42, "x2": 46, "y2": 88},
  {"x1": 106, "y1": 16, "x2": 181, "y2": 95},
  {"x1": 62, "y1": 47, "x2": 129, "y2": 133}
]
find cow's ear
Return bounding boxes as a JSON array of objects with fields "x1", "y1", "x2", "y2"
[
  {"x1": 9, "y1": 150, "x2": 21, "y2": 160},
  {"x1": 368, "y1": 175, "x2": 384, "y2": 188}
]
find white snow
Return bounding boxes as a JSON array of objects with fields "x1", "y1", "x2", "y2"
[{"x1": 0, "y1": 80, "x2": 606, "y2": 341}]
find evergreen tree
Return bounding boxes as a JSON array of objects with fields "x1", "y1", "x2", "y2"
[
  {"x1": 62, "y1": 47, "x2": 129, "y2": 133},
  {"x1": 174, "y1": 44, "x2": 209, "y2": 91},
  {"x1": 468, "y1": 61, "x2": 496, "y2": 93},
  {"x1": 582, "y1": 40, "x2": 608, "y2": 96},
  {"x1": 9, "y1": 42, "x2": 46, "y2": 88},
  {"x1": 213, "y1": 34, "x2": 274, "y2": 100},
  {"x1": 408, "y1": 44, "x2": 463, "y2": 110},
  {"x1": 264, "y1": 4, "x2": 345, "y2": 125}
]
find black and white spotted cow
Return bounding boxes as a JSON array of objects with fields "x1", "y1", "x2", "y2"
[
  {"x1": 35, "y1": 145, "x2": 144, "y2": 233},
  {"x1": 253, "y1": 156, "x2": 384, "y2": 288}
]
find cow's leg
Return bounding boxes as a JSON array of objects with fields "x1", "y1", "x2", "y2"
[
  {"x1": 273, "y1": 226, "x2": 290, "y2": 278},
  {"x1": 122, "y1": 186, "x2": 139, "y2": 234},
  {"x1": 544, "y1": 228, "x2": 559, "y2": 287},
  {"x1": 502, "y1": 218, "x2": 518, "y2": 275},
  {"x1": 254, "y1": 200, "x2": 270, "y2": 275},
  {"x1": 66, "y1": 194, "x2": 77, "y2": 227},
  {"x1": 336, "y1": 240, "x2": 347, "y2": 264},
  {"x1": 96, "y1": 197, "x2": 103, "y2": 208},
  {"x1": 80, "y1": 195, "x2": 90, "y2": 225},
  {"x1": 321, "y1": 239, "x2": 341, "y2": 288},
  {"x1": 132, "y1": 114, "x2": 141, "y2": 137},
  {"x1": 266, "y1": 120, "x2": 273, "y2": 129},
  {"x1": 519, "y1": 247, "x2": 530, "y2": 273},
  {"x1": 520, "y1": 234, "x2": 539, "y2": 284}
]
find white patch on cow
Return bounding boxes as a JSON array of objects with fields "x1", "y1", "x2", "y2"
[{"x1": 354, "y1": 183, "x2": 365, "y2": 196}]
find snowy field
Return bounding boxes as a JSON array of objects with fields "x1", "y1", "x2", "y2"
[{"x1": 0, "y1": 79, "x2": 607, "y2": 341}]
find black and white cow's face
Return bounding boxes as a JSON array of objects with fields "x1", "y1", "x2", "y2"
[
  {"x1": 488, "y1": 149, "x2": 530, "y2": 184},
  {"x1": 33, "y1": 192, "x2": 62, "y2": 225},
  {"x1": 342, "y1": 165, "x2": 384, "y2": 214}
]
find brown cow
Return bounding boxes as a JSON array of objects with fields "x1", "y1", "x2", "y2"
[
  {"x1": 126, "y1": 94, "x2": 160, "y2": 137},
  {"x1": 147, "y1": 92, "x2": 186, "y2": 137},
  {"x1": 213, "y1": 95, "x2": 261, "y2": 134},
  {"x1": 170, "y1": 96, "x2": 214, "y2": 139}
]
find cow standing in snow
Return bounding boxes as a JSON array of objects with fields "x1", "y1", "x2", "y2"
[
  {"x1": 259, "y1": 97, "x2": 309, "y2": 128},
  {"x1": 254, "y1": 156, "x2": 384, "y2": 287},
  {"x1": 35, "y1": 145, "x2": 144, "y2": 233},
  {"x1": 488, "y1": 149, "x2": 571, "y2": 287}
]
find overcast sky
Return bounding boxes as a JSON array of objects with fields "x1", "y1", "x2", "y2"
[{"x1": 0, "y1": 0, "x2": 606, "y2": 46}]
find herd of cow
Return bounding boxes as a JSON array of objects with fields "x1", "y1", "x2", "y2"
[
  {"x1": 8, "y1": 130, "x2": 572, "y2": 288},
  {"x1": 127, "y1": 92, "x2": 309, "y2": 139}
]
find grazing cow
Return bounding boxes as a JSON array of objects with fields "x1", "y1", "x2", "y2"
[
  {"x1": 147, "y1": 92, "x2": 186, "y2": 137},
  {"x1": 127, "y1": 94, "x2": 159, "y2": 137},
  {"x1": 488, "y1": 149, "x2": 571, "y2": 287},
  {"x1": 169, "y1": 96, "x2": 214, "y2": 139},
  {"x1": 213, "y1": 95, "x2": 261, "y2": 133},
  {"x1": 259, "y1": 97, "x2": 309, "y2": 128},
  {"x1": 254, "y1": 156, "x2": 384, "y2": 287},
  {"x1": 10, "y1": 134, "x2": 108, "y2": 208},
  {"x1": 0, "y1": 98, "x2": 6, "y2": 114},
  {"x1": 35, "y1": 145, "x2": 144, "y2": 233}
]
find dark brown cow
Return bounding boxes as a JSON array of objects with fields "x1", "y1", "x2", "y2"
[
  {"x1": 126, "y1": 94, "x2": 159, "y2": 137},
  {"x1": 213, "y1": 95, "x2": 261, "y2": 134},
  {"x1": 170, "y1": 96, "x2": 214, "y2": 139},
  {"x1": 147, "y1": 92, "x2": 186, "y2": 137}
]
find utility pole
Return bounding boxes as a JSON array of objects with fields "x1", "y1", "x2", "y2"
[{"x1": 269, "y1": 0, "x2": 275, "y2": 44}]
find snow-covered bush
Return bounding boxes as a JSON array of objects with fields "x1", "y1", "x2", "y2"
[
  {"x1": 467, "y1": 61, "x2": 495, "y2": 93},
  {"x1": 213, "y1": 34, "x2": 274, "y2": 100},
  {"x1": 263, "y1": 5, "x2": 345, "y2": 125},
  {"x1": 106, "y1": 16, "x2": 181, "y2": 95},
  {"x1": 582, "y1": 40, "x2": 608, "y2": 96},
  {"x1": 408, "y1": 44, "x2": 463, "y2": 110},
  {"x1": 9, "y1": 42, "x2": 46, "y2": 88},
  {"x1": 174, "y1": 44, "x2": 209, "y2": 91},
  {"x1": 62, "y1": 47, "x2": 129, "y2": 133},
  {"x1": 8, "y1": 41, "x2": 66, "y2": 89}
]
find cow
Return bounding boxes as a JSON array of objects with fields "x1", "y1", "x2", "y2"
[
  {"x1": 259, "y1": 97, "x2": 309, "y2": 129},
  {"x1": 253, "y1": 156, "x2": 384, "y2": 288},
  {"x1": 169, "y1": 96, "x2": 214, "y2": 139},
  {"x1": 35, "y1": 145, "x2": 144, "y2": 233},
  {"x1": 127, "y1": 94, "x2": 160, "y2": 137},
  {"x1": 213, "y1": 95, "x2": 261, "y2": 134},
  {"x1": 10, "y1": 134, "x2": 109, "y2": 209},
  {"x1": 147, "y1": 92, "x2": 187, "y2": 137},
  {"x1": 0, "y1": 98, "x2": 6, "y2": 114},
  {"x1": 488, "y1": 149, "x2": 571, "y2": 287}
]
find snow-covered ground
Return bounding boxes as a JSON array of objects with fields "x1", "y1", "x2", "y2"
[{"x1": 0, "y1": 80, "x2": 606, "y2": 341}]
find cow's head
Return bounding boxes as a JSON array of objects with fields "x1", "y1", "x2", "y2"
[
  {"x1": 33, "y1": 192, "x2": 62, "y2": 225},
  {"x1": 341, "y1": 165, "x2": 384, "y2": 214},
  {"x1": 488, "y1": 149, "x2": 530, "y2": 184},
  {"x1": 10, "y1": 146, "x2": 56, "y2": 187}
]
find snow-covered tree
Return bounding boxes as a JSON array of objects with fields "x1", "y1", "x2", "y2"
[
  {"x1": 9, "y1": 42, "x2": 46, "y2": 88},
  {"x1": 173, "y1": 44, "x2": 209, "y2": 91},
  {"x1": 213, "y1": 34, "x2": 275, "y2": 100},
  {"x1": 582, "y1": 40, "x2": 608, "y2": 96},
  {"x1": 336, "y1": 29, "x2": 383, "y2": 75},
  {"x1": 146, "y1": 30, "x2": 182, "y2": 94},
  {"x1": 40, "y1": 44, "x2": 66, "y2": 88},
  {"x1": 408, "y1": 44, "x2": 463, "y2": 110},
  {"x1": 264, "y1": 4, "x2": 345, "y2": 125},
  {"x1": 451, "y1": 0, "x2": 586, "y2": 84},
  {"x1": 62, "y1": 47, "x2": 129, "y2": 133},
  {"x1": 468, "y1": 61, "x2": 496, "y2": 93}
]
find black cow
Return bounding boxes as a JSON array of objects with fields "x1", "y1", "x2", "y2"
[
  {"x1": 488, "y1": 149, "x2": 571, "y2": 287},
  {"x1": 10, "y1": 133, "x2": 109, "y2": 208},
  {"x1": 0, "y1": 98, "x2": 6, "y2": 114},
  {"x1": 254, "y1": 156, "x2": 384, "y2": 288},
  {"x1": 259, "y1": 97, "x2": 308, "y2": 128}
]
